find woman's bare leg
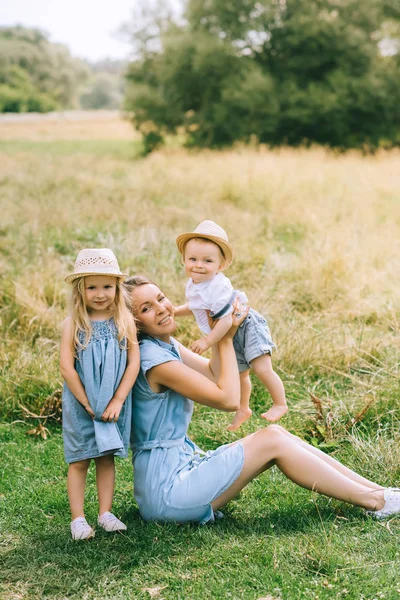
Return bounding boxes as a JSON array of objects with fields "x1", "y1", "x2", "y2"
[
  {"x1": 277, "y1": 427, "x2": 383, "y2": 490},
  {"x1": 211, "y1": 425, "x2": 385, "y2": 512}
]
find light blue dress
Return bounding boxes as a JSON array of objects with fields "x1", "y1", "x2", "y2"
[
  {"x1": 62, "y1": 319, "x2": 132, "y2": 463},
  {"x1": 131, "y1": 335, "x2": 245, "y2": 524}
]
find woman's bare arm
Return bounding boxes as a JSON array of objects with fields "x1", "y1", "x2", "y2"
[
  {"x1": 177, "y1": 343, "x2": 218, "y2": 382},
  {"x1": 147, "y1": 336, "x2": 240, "y2": 411}
]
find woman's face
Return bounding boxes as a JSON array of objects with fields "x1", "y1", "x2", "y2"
[{"x1": 131, "y1": 283, "x2": 176, "y2": 340}]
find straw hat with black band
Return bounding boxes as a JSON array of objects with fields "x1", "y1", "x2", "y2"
[{"x1": 176, "y1": 220, "x2": 234, "y2": 267}]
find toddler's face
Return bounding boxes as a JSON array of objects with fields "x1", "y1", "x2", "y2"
[{"x1": 183, "y1": 239, "x2": 224, "y2": 284}]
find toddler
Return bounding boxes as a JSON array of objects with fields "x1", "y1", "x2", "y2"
[
  {"x1": 60, "y1": 248, "x2": 139, "y2": 539},
  {"x1": 174, "y1": 221, "x2": 287, "y2": 430}
]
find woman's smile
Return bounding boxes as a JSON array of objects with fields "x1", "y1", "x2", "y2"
[
  {"x1": 158, "y1": 314, "x2": 172, "y2": 326},
  {"x1": 131, "y1": 283, "x2": 176, "y2": 340}
]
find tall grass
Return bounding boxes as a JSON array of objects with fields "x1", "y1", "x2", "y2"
[{"x1": 1, "y1": 132, "x2": 399, "y2": 436}]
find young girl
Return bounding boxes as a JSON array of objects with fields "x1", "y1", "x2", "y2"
[
  {"x1": 175, "y1": 220, "x2": 287, "y2": 431},
  {"x1": 60, "y1": 248, "x2": 139, "y2": 540}
]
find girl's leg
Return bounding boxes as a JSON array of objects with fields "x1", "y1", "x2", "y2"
[
  {"x1": 227, "y1": 370, "x2": 253, "y2": 431},
  {"x1": 95, "y1": 455, "x2": 115, "y2": 515},
  {"x1": 67, "y1": 459, "x2": 91, "y2": 520},
  {"x1": 211, "y1": 425, "x2": 385, "y2": 512},
  {"x1": 250, "y1": 355, "x2": 288, "y2": 422}
]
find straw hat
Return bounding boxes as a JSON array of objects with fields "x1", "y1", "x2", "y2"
[
  {"x1": 64, "y1": 248, "x2": 126, "y2": 284},
  {"x1": 176, "y1": 220, "x2": 233, "y2": 266}
]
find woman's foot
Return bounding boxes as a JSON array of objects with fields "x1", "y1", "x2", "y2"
[
  {"x1": 227, "y1": 407, "x2": 252, "y2": 431},
  {"x1": 98, "y1": 511, "x2": 127, "y2": 532},
  {"x1": 366, "y1": 488, "x2": 400, "y2": 519},
  {"x1": 71, "y1": 517, "x2": 95, "y2": 540},
  {"x1": 261, "y1": 404, "x2": 288, "y2": 422}
]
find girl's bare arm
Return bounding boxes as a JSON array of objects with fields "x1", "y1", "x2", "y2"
[
  {"x1": 59, "y1": 317, "x2": 94, "y2": 417},
  {"x1": 101, "y1": 335, "x2": 140, "y2": 421}
]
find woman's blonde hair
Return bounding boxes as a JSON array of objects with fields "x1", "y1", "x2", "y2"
[
  {"x1": 69, "y1": 276, "x2": 136, "y2": 352},
  {"x1": 123, "y1": 275, "x2": 156, "y2": 335}
]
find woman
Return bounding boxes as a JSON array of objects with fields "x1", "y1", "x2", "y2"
[{"x1": 125, "y1": 275, "x2": 400, "y2": 524}]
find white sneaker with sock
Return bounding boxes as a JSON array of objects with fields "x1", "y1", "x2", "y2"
[
  {"x1": 366, "y1": 488, "x2": 400, "y2": 519},
  {"x1": 70, "y1": 517, "x2": 95, "y2": 540},
  {"x1": 98, "y1": 511, "x2": 127, "y2": 532}
]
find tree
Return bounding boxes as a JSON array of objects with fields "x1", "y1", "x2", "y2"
[
  {"x1": 124, "y1": 0, "x2": 400, "y2": 150},
  {"x1": 0, "y1": 26, "x2": 89, "y2": 112},
  {"x1": 80, "y1": 72, "x2": 123, "y2": 110}
]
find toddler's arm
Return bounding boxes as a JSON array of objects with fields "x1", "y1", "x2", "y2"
[
  {"x1": 60, "y1": 317, "x2": 94, "y2": 417},
  {"x1": 174, "y1": 302, "x2": 193, "y2": 317},
  {"x1": 101, "y1": 325, "x2": 140, "y2": 422},
  {"x1": 191, "y1": 315, "x2": 232, "y2": 354}
]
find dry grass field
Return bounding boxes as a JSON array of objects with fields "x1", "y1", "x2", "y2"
[{"x1": 1, "y1": 114, "x2": 399, "y2": 600}]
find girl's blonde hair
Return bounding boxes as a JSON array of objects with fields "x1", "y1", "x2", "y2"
[{"x1": 69, "y1": 276, "x2": 136, "y2": 352}]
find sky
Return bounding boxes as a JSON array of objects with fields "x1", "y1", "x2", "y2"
[{"x1": 0, "y1": 0, "x2": 141, "y2": 62}]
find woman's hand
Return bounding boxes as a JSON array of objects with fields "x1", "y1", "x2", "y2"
[
  {"x1": 226, "y1": 299, "x2": 249, "y2": 337},
  {"x1": 206, "y1": 300, "x2": 249, "y2": 338}
]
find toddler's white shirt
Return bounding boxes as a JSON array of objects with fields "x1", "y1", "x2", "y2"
[{"x1": 185, "y1": 272, "x2": 235, "y2": 334}]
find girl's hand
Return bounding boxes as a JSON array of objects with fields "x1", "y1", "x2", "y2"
[
  {"x1": 101, "y1": 397, "x2": 124, "y2": 422},
  {"x1": 83, "y1": 403, "x2": 95, "y2": 418}
]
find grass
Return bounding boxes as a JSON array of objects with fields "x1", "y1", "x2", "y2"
[
  {"x1": 0, "y1": 115, "x2": 400, "y2": 599},
  {"x1": 0, "y1": 139, "x2": 143, "y2": 159},
  {"x1": 1, "y1": 423, "x2": 399, "y2": 600}
]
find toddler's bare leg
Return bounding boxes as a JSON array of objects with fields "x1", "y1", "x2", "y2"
[
  {"x1": 251, "y1": 354, "x2": 288, "y2": 422},
  {"x1": 227, "y1": 370, "x2": 253, "y2": 431},
  {"x1": 67, "y1": 459, "x2": 91, "y2": 520},
  {"x1": 95, "y1": 455, "x2": 115, "y2": 515}
]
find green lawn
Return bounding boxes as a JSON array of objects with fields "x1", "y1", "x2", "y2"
[{"x1": 1, "y1": 423, "x2": 399, "y2": 600}]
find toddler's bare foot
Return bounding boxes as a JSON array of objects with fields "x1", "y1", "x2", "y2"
[
  {"x1": 261, "y1": 404, "x2": 288, "y2": 422},
  {"x1": 227, "y1": 407, "x2": 252, "y2": 431}
]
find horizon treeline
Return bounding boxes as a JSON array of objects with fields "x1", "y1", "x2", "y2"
[
  {"x1": 124, "y1": 0, "x2": 400, "y2": 151},
  {"x1": 0, "y1": 26, "x2": 125, "y2": 112}
]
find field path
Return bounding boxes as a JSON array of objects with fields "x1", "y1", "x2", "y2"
[{"x1": 0, "y1": 110, "x2": 136, "y2": 140}]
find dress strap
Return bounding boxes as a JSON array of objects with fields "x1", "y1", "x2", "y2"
[{"x1": 132, "y1": 436, "x2": 186, "y2": 451}]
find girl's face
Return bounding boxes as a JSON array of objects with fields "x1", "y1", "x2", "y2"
[
  {"x1": 131, "y1": 283, "x2": 175, "y2": 341},
  {"x1": 183, "y1": 239, "x2": 224, "y2": 284},
  {"x1": 84, "y1": 275, "x2": 117, "y2": 317}
]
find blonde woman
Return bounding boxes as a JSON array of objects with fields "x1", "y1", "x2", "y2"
[
  {"x1": 60, "y1": 249, "x2": 139, "y2": 540},
  {"x1": 125, "y1": 276, "x2": 400, "y2": 525}
]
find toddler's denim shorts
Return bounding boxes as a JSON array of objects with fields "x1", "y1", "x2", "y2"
[{"x1": 233, "y1": 308, "x2": 275, "y2": 372}]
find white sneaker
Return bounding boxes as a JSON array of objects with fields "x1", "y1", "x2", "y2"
[
  {"x1": 98, "y1": 511, "x2": 127, "y2": 532},
  {"x1": 71, "y1": 517, "x2": 95, "y2": 540},
  {"x1": 366, "y1": 488, "x2": 400, "y2": 520}
]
